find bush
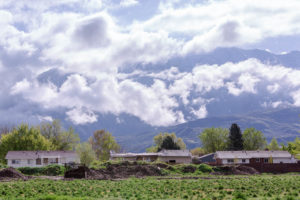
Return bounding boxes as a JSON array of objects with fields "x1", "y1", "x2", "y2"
[
  {"x1": 198, "y1": 164, "x2": 213, "y2": 173},
  {"x1": 0, "y1": 163, "x2": 7, "y2": 169},
  {"x1": 43, "y1": 165, "x2": 65, "y2": 176},
  {"x1": 18, "y1": 164, "x2": 65, "y2": 176}
]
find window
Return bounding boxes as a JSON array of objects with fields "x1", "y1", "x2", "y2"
[
  {"x1": 242, "y1": 159, "x2": 246, "y2": 163},
  {"x1": 49, "y1": 158, "x2": 58, "y2": 164},
  {"x1": 255, "y1": 158, "x2": 260, "y2": 162},
  {"x1": 36, "y1": 158, "x2": 41, "y2": 165},
  {"x1": 227, "y1": 159, "x2": 234, "y2": 163},
  {"x1": 27, "y1": 159, "x2": 33, "y2": 164},
  {"x1": 12, "y1": 160, "x2": 20, "y2": 164},
  {"x1": 264, "y1": 158, "x2": 269, "y2": 163},
  {"x1": 169, "y1": 160, "x2": 176, "y2": 164}
]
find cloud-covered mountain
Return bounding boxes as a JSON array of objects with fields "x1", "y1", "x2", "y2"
[
  {"x1": 22, "y1": 47, "x2": 300, "y2": 152},
  {"x1": 1, "y1": 1, "x2": 300, "y2": 152}
]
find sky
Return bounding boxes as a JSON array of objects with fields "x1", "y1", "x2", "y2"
[{"x1": 1, "y1": 0, "x2": 300, "y2": 127}]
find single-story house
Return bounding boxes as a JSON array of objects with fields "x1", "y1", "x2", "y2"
[
  {"x1": 110, "y1": 149, "x2": 192, "y2": 164},
  {"x1": 214, "y1": 150, "x2": 297, "y2": 165},
  {"x1": 5, "y1": 151, "x2": 79, "y2": 168}
]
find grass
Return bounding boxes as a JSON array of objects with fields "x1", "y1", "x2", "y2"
[{"x1": 0, "y1": 174, "x2": 299, "y2": 199}]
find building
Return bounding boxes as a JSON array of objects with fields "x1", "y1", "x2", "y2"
[
  {"x1": 214, "y1": 150, "x2": 297, "y2": 165},
  {"x1": 110, "y1": 149, "x2": 192, "y2": 164},
  {"x1": 5, "y1": 151, "x2": 79, "y2": 168}
]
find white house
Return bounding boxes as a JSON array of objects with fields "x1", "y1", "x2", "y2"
[
  {"x1": 5, "y1": 151, "x2": 79, "y2": 168},
  {"x1": 110, "y1": 149, "x2": 192, "y2": 164},
  {"x1": 214, "y1": 150, "x2": 297, "y2": 165}
]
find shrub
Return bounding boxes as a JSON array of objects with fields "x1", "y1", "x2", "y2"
[
  {"x1": 198, "y1": 164, "x2": 213, "y2": 173},
  {"x1": 18, "y1": 164, "x2": 65, "y2": 176},
  {"x1": 0, "y1": 163, "x2": 7, "y2": 169},
  {"x1": 43, "y1": 165, "x2": 65, "y2": 176}
]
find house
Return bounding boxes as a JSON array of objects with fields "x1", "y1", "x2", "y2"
[
  {"x1": 110, "y1": 149, "x2": 192, "y2": 164},
  {"x1": 5, "y1": 151, "x2": 79, "y2": 168},
  {"x1": 214, "y1": 150, "x2": 297, "y2": 165}
]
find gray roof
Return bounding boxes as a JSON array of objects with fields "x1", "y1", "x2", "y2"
[
  {"x1": 159, "y1": 149, "x2": 191, "y2": 157},
  {"x1": 5, "y1": 151, "x2": 77, "y2": 160},
  {"x1": 199, "y1": 153, "x2": 216, "y2": 163},
  {"x1": 111, "y1": 150, "x2": 191, "y2": 158},
  {"x1": 215, "y1": 151, "x2": 292, "y2": 159}
]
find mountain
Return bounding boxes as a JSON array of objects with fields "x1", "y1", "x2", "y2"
[
  {"x1": 32, "y1": 47, "x2": 300, "y2": 152},
  {"x1": 120, "y1": 107, "x2": 300, "y2": 152}
]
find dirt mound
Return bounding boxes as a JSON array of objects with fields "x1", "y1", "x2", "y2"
[
  {"x1": 64, "y1": 163, "x2": 163, "y2": 180},
  {"x1": 0, "y1": 167, "x2": 27, "y2": 180},
  {"x1": 212, "y1": 165, "x2": 259, "y2": 175}
]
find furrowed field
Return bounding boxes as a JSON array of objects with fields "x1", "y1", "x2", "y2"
[{"x1": 0, "y1": 175, "x2": 300, "y2": 200}]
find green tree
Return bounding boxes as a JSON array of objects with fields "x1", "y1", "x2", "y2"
[
  {"x1": 40, "y1": 120, "x2": 80, "y2": 150},
  {"x1": 0, "y1": 124, "x2": 52, "y2": 162},
  {"x1": 228, "y1": 123, "x2": 243, "y2": 150},
  {"x1": 284, "y1": 137, "x2": 300, "y2": 159},
  {"x1": 76, "y1": 142, "x2": 96, "y2": 167},
  {"x1": 268, "y1": 137, "x2": 280, "y2": 150},
  {"x1": 89, "y1": 130, "x2": 120, "y2": 161},
  {"x1": 242, "y1": 128, "x2": 267, "y2": 150},
  {"x1": 146, "y1": 133, "x2": 186, "y2": 152},
  {"x1": 199, "y1": 127, "x2": 229, "y2": 153},
  {"x1": 190, "y1": 147, "x2": 205, "y2": 156},
  {"x1": 158, "y1": 135, "x2": 180, "y2": 151}
]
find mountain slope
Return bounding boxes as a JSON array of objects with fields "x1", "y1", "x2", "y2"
[{"x1": 120, "y1": 107, "x2": 300, "y2": 152}]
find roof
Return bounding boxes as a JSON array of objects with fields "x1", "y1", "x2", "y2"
[
  {"x1": 5, "y1": 151, "x2": 77, "y2": 160},
  {"x1": 111, "y1": 150, "x2": 191, "y2": 158},
  {"x1": 199, "y1": 153, "x2": 216, "y2": 163},
  {"x1": 159, "y1": 149, "x2": 191, "y2": 157},
  {"x1": 215, "y1": 151, "x2": 292, "y2": 159}
]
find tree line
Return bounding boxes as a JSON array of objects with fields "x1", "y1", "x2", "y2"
[
  {"x1": 1, "y1": 121, "x2": 299, "y2": 166},
  {"x1": 0, "y1": 120, "x2": 120, "y2": 166},
  {"x1": 146, "y1": 123, "x2": 300, "y2": 159}
]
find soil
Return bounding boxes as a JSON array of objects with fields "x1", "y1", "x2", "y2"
[
  {"x1": 212, "y1": 165, "x2": 259, "y2": 175},
  {"x1": 0, "y1": 167, "x2": 27, "y2": 181},
  {"x1": 64, "y1": 162, "x2": 163, "y2": 180}
]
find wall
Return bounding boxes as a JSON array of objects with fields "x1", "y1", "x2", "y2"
[
  {"x1": 159, "y1": 156, "x2": 192, "y2": 164},
  {"x1": 221, "y1": 158, "x2": 250, "y2": 165},
  {"x1": 7, "y1": 156, "x2": 79, "y2": 168},
  {"x1": 245, "y1": 163, "x2": 300, "y2": 173}
]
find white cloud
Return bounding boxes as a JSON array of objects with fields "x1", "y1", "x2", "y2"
[
  {"x1": 66, "y1": 107, "x2": 98, "y2": 125},
  {"x1": 191, "y1": 105, "x2": 207, "y2": 119},
  {"x1": 120, "y1": 0, "x2": 139, "y2": 8}
]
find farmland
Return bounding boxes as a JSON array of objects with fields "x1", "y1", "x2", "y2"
[{"x1": 0, "y1": 174, "x2": 300, "y2": 200}]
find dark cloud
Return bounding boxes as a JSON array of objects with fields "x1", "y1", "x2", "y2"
[
  {"x1": 73, "y1": 15, "x2": 110, "y2": 48},
  {"x1": 220, "y1": 21, "x2": 240, "y2": 42}
]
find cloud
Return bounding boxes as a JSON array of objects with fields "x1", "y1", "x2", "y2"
[
  {"x1": 66, "y1": 107, "x2": 98, "y2": 125},
  {"x1": 120, "y1": 0, "x2": 139, "y2": 8}
]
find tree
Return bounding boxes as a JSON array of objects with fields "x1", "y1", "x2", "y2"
[
  {"x1": 228, "y1": 123, "x2": 243, "y2": 150},
  {"x1": 76, "y1": 142, "x2": 96, "y2": 167},
  {"x1": 190, "y1": 147, "x2": 205, "y2": 156},
  {"x1": 0, "y1": 124, "x2": 52, "y2": 162},
  {"x1": 268, "y1": 138, "x2": 280, "y2": 150},
  {"x1": 242, "y1": 128, "x2": 267, "y2": 150},
  {"x1": 146, "y1": 133, "x2": 186, "y2": 152},
  {"x1": 89, "y1": 130, "x2": 120, "y2": 161},
  {"x1": 199, "y1": 127, "x2": 229, "y2": 153},
  {"x1": 158, "y1": 135, "x2": 180, "y2": 151},
  {"x1": 39, "y1": 119, "x2": 80, "y2": 150}
]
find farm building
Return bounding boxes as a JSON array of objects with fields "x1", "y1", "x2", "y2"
[
  {"x1": 214, "y1": 150, "x2": 297, "y2": 165},
  {"x1": 5, "y1": 151, "x2": 79, "y2": 168},
  {"x1": 110, "y1": 149, "x2": 192, "y2": 164}
]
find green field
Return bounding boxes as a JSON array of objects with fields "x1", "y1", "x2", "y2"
[{"x1": 0, "y1": 175, "x2": 300, "y2": 200}]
